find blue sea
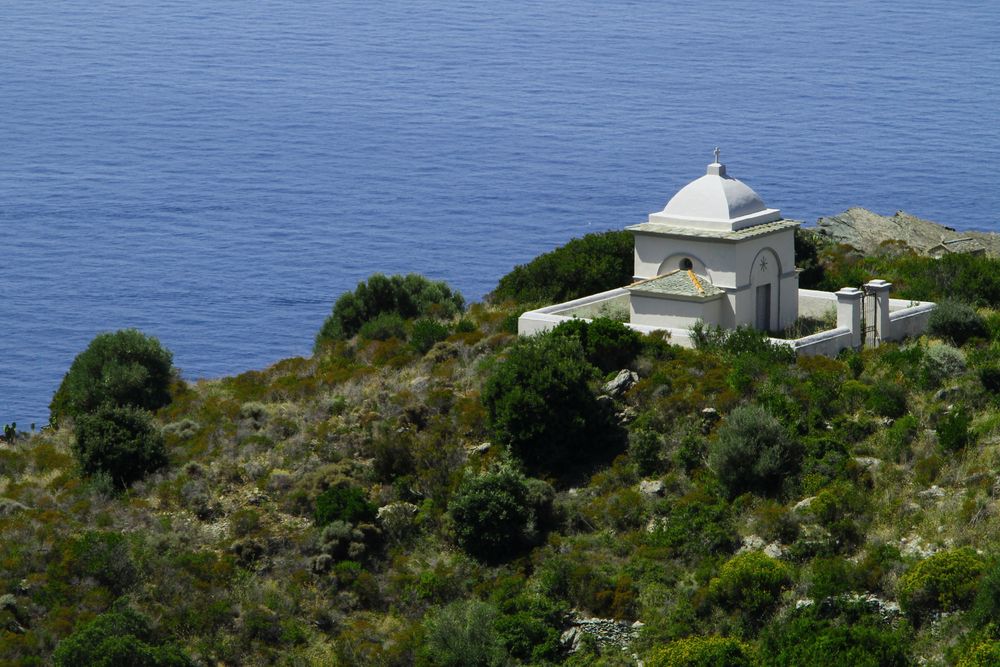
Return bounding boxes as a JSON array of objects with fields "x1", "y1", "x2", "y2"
[{"x1": 2, "y1": 0, "x2": 999, "y2": 425}]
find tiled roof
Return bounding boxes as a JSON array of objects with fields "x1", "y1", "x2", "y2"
[
  {"x1": 627, "y1": 270, "x2": 725, "y2": 300},
  {"x1": 626, "y1": 218, "x2": 800, "y2": 241}
]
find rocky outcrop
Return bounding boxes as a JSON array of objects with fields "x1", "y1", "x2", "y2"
[{"x1": 814, "y1": 207, "x2": 1000, "y2": 257}]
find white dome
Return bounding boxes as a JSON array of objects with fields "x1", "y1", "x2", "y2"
[{"x1": 649, "y1": 160, "x2": 781, "y2": 232}]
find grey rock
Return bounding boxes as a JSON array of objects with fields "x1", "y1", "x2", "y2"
[
  {"x1": 602, "y1": 370, "x2": 638, "y2": 398},
  {"x1": 814, "y1": 207, "x2": 1000, "y2": 257},
  {"x1": 467, "y1": 442, "x2": 491, "y2": 455},
  {"x1": 792, "y1": 496, "x2": 817, "y2": 514},
  {"x1": 638, "y1": 479, "x2": 665, "y2": 497},
  {"x1": 918, "y1": 485, "x2": 946, "y2": 500},
  {"x1": 0, "y1": 498, "x2": 28, "y2": 517},
  {"x1": 764, "y1": 542, "x2": 784, "y2": 558},
  {"x1": 934, "y1": 386, "x2": 963, "y2": 402},
  {"x1": 853, "y1": 457, "x2": 883, "y2": 471}
]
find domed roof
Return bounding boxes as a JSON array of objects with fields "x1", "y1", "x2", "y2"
[{"x1": 648, "y1": 153, "x2": 781, "y2": 232}]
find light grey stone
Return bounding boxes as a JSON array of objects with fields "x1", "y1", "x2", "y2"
[
  {"x1": 638, "y1": 479, "x2": 665, "y2": 497},
  {"x1": 603, "y1": 370, "x2": 639, "y2": 398}
]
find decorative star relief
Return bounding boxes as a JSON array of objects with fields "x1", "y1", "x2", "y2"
[{"x1": 759, "y1": 257, "x2": 769, "y2": 272}]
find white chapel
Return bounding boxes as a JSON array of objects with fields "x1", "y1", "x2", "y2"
[
  {"x1": 518, "y1": 151, "x2": 936, "y2": 357},
  {"x1": 625, "y1": 150, "x2": 799, "y2": 333}
]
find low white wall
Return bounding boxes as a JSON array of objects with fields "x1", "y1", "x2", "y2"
[
  {"x1": 780, "y1": 327, "x2": 854, "y2": 357},
  {"x1": 798, "y1": 289, "x2": 839, "y2": 319},
  {"x1": 887, "y1": 299, "x2": 935, "y2": 341}
]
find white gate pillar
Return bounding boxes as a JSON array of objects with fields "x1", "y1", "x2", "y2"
[
  {"x1": 836, "y1": 287, "x2": 863, "y2": 349},
  {"x1": 865, "y1": 279, "x2": 893, "y2": 342}
]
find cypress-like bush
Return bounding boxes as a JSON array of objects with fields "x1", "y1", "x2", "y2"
[
  {"x1": 50, "y1": 328, "x2": 173, "y2": 425},
  {"x1": 53, "y1": 604, "x2": 192, "y2": 667},
  {"x1": 72, "y1": 404, "x2": 167, "y2": 489},
  {"x1": 314, "y1": 485, "x2": 377, "y2": 527}
]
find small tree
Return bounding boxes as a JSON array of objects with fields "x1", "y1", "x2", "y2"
[
  {"x1": 72, "y1": 404, "x2": 167, "y2": 488},
  {"x1": 50, "y1": 329, "x2": 174, "y2": 425},
  {"x1": 551, "y1": 317, "x2": 642, "y2": 373},
  {"x1": 482, "y1": 334, "x2": 617, "y2": 475},
  {"x1": 417, "y1": 599, "x2": 506, "y2": 667},
  {"x1": 449, "y1": 463, "x2": 550, "y2": 563},
  {"x1": 708, "y1": 551, "x2": 791, "y2": 633},
  {"x1": 708, "y1": 404, "x2": 800, "y2": 499},
  {"x1": 898, "y1": 547, "x2": 984, "y2": 625}
]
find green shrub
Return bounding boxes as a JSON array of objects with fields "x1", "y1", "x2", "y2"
[
  {"x1": 758, "y1": 599, "x2": 910, "y2": 667},
  {"x1": 417, "y1": 599, "x2": 506, "y2": 667},
  {"x1": 708, "y1": 551, "x2": 791, "y2": 633},
  {"x1": 358, "y1": 312, "x2": 408, "y2": 341},
  {"x1": 50, "y1": 328, "x2": 173, "y2": 424},
  {"x1": 482, "y1": 334, "x2": 619, "y2": 475},
  {"x1": 648, "y1": 487, "x2": 737, "y2": 560},
  {"x1": 978, "y1": 365, "x2": 1000, "y2": 393},
  {"x1": 897, "y1": 547, "x2": 985, "y2": 624},
  {"x1": 72, "y1": 404, "x2": 167, "y2": 488},
  {"x1": 646, "y1": 635, "x2": 755, "y2": 667},
  {"x1": 53, "y1": 604, "x2": 193, "y2": 667},
  {"x1": 629, "y1": 429, "x2": 664, "y2": 475},
  {"x1": 551, "y1": 317, "x2": 643, "y2": 373},
  {"x1": 808, "y1": 557, "x2": 858, "y2": 599},
  {"x1": 490, "y1": 230, "x2": 633, "y2": 304},
  {"x1": 449, "y1": 463, "x2": 550, "y2": 563},
  {"x1": 410, "y1": 318, "x2": 451, "y2": 354},
  {"x1": 708, "y1": 404, "x2": 800, "y2": 499},
  {"x1": 959, "y1": 641, "x2": 1000, "y2": 667},
  {"x1": 971, "y1": 560, "x2": 1000, "y2": 628},
  {"x1": 922, "y1": 343, "x2": 967, "y2": 388},
  {"x1": 65, "y1": 531, "x2": 138, "y2": 595},
  {"x1": 315, "y1": 273, "x2": 464, "y2": 348},
  {"x1": 314, "y1": 485, "x2": 377, "y2": 527},
  {"x1": 937, "y1": 407, "x2": 973, "y2": 453},
  {"x1": 865, "y1": 381, "x2": 908, "y2": 419},
  {"x1": 929, "y1": 299, "x2": 988, "y2": 346}
]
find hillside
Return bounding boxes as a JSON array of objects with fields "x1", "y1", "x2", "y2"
[{"x1": 5, "y1": 230, "x2": 1000, "y2": 666}]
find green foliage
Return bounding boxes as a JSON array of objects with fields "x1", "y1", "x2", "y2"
[
  {"x1": 72, "y1": 404, "x2": 167, "y2": 488},
  {"x1": 490, "y1": 230, "x2": 633, "y2": 304},
  {"x1": 929, "y1": 300, "x2": 988, "y2": 346},
  {"x1": 937, "y1": 407, "x2": 973, "y2": 453},
  {"x1": 897, "y1": 547, "x2": 985, "y2": 624},
  {"x1": 417, "y1": 599, "x2": 507, "y2": 667},
  {"x1": 358, "y1": 312, "x2": 407, "y2": 341},
  {"x1": 551, "y1": 317, "x2": 643, "y2": 373},
  {"x1": 448, "y1": 463, "x2": 550, "y2": 563},
  {"x1": 410, "y1": 318, "x2": 451, "y2": 354},
  {"x1": 490, "y1": 580, "x2": 565, "y2": 663},
  {"x1": 865, "y1": 381, "x2": 908, "y2": 419},
  {"x1": 708, "y1": 551, "x2": 792, "y2": 633},
  {"x1": 53, "y1": 604, "x2": 193, "y2": 667},
  {"x1": 692, "y1": 324, "x2": 796, "y2": 393},
  {"x1": 758, "y1": 600, "x2": 911, "y2": 667},
  {"x1": 629, "y1": 429, "x2": 664, "y2": 475},
  {"x1": 795, "y1": 228, "x2": 826, "y2": 289},
  {"x1": 50, "y1": 328, "x2": 173, "y2": 424},
  {"x1": 922, "y1": 343, "x2": 967, "y2": 388},
  {"x1": 971, "y1": 560, "x2": 1000, "y2": 628},
  {"x1": 314, "y1": 485, "x2": 377, "y2": 527},
  {"x1": 647, "y1": 487, "x2": 737, "y2": 560},
  {"x1": 315, "y1": 273, "x2": 464, "y2": 348},
  {"x1": 482, "y1": 333, "x2": 619, "y2": 475},
  {"x1": 646, "y1": 635, "x2": 755, "y2": 667},
  {"x1": 959, "y1": 640, "x2": 1000, "y2": 667},
  {"x1": 978, "y1": 365, "x2": 1000, "y2": 393},
  {"x1": 65, "y1": 531, "x2": 138, "y2": 595},
  {"x1": 708, "y1": 404, "x2": 800, "y2": 499}
]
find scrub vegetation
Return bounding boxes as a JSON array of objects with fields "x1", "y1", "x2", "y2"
[{"x1": 6, "y1": 231, "x2": 1000, "y2": 665}]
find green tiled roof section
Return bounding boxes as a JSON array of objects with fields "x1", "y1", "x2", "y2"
[
  {"x1": 627, "y1": 270, "x2": 725, "y2": 299},
  {"x1": 626, "y1": 218, "x2": 800, "y2": 240}
]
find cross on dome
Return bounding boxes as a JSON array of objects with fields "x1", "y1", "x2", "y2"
[{"x1": 713, "y1": 147, "x2": 721, "y2": 164}]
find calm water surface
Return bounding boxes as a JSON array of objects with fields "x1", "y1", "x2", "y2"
[{"x1": 2, "y1": 0, "x2": 999, "y2": 424}]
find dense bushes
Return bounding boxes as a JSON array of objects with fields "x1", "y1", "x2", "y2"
[
  {"x1": 50, "y1": 328, "x2": 174, "y2": 424},
  {"x1": 417, "y1": 599, "x2": 506, "y2": 667},
  {"x1": 758, "y1": 600, "x2": 910, "y2": 666},
  {"x1": 490, "y1": 230, "x2": 633, "y2": 304},
  {"x1": 708, "y1": 404, "x2": 800, "y2": 499},
  {"x1": 897, "y1": 548, "x2": 985, "y2": 624},
  {"x1": 448, "y1": 463, "x2": 551, "y2": 563},
  {"x1": 314, "y1": 485, "x2": 377, "y2": 527},
  {"x1": 646, "y1": 635, "x2": 754, "y2": 667},
  {"x1": 708, "y1": 551, "x2": 792, "y2": 633},
  {"x1": 551, "y1": 317, "x2": 642, "y2": 373},
  {"x1": 53, "y1": 605, "x2": 192, "y2": 667},
  {"x1": 482, "y1": 333, "x2": 619, "y2": 475},
  {"x1": 929, "y1": 300, "x2": 988, "y2": 345},
  {"x1": 315, "y1": 273, "x2": 464, "y2": 348},
  {"x1": 72, "y1": 404, "x2": 167, "y2": 488}
]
